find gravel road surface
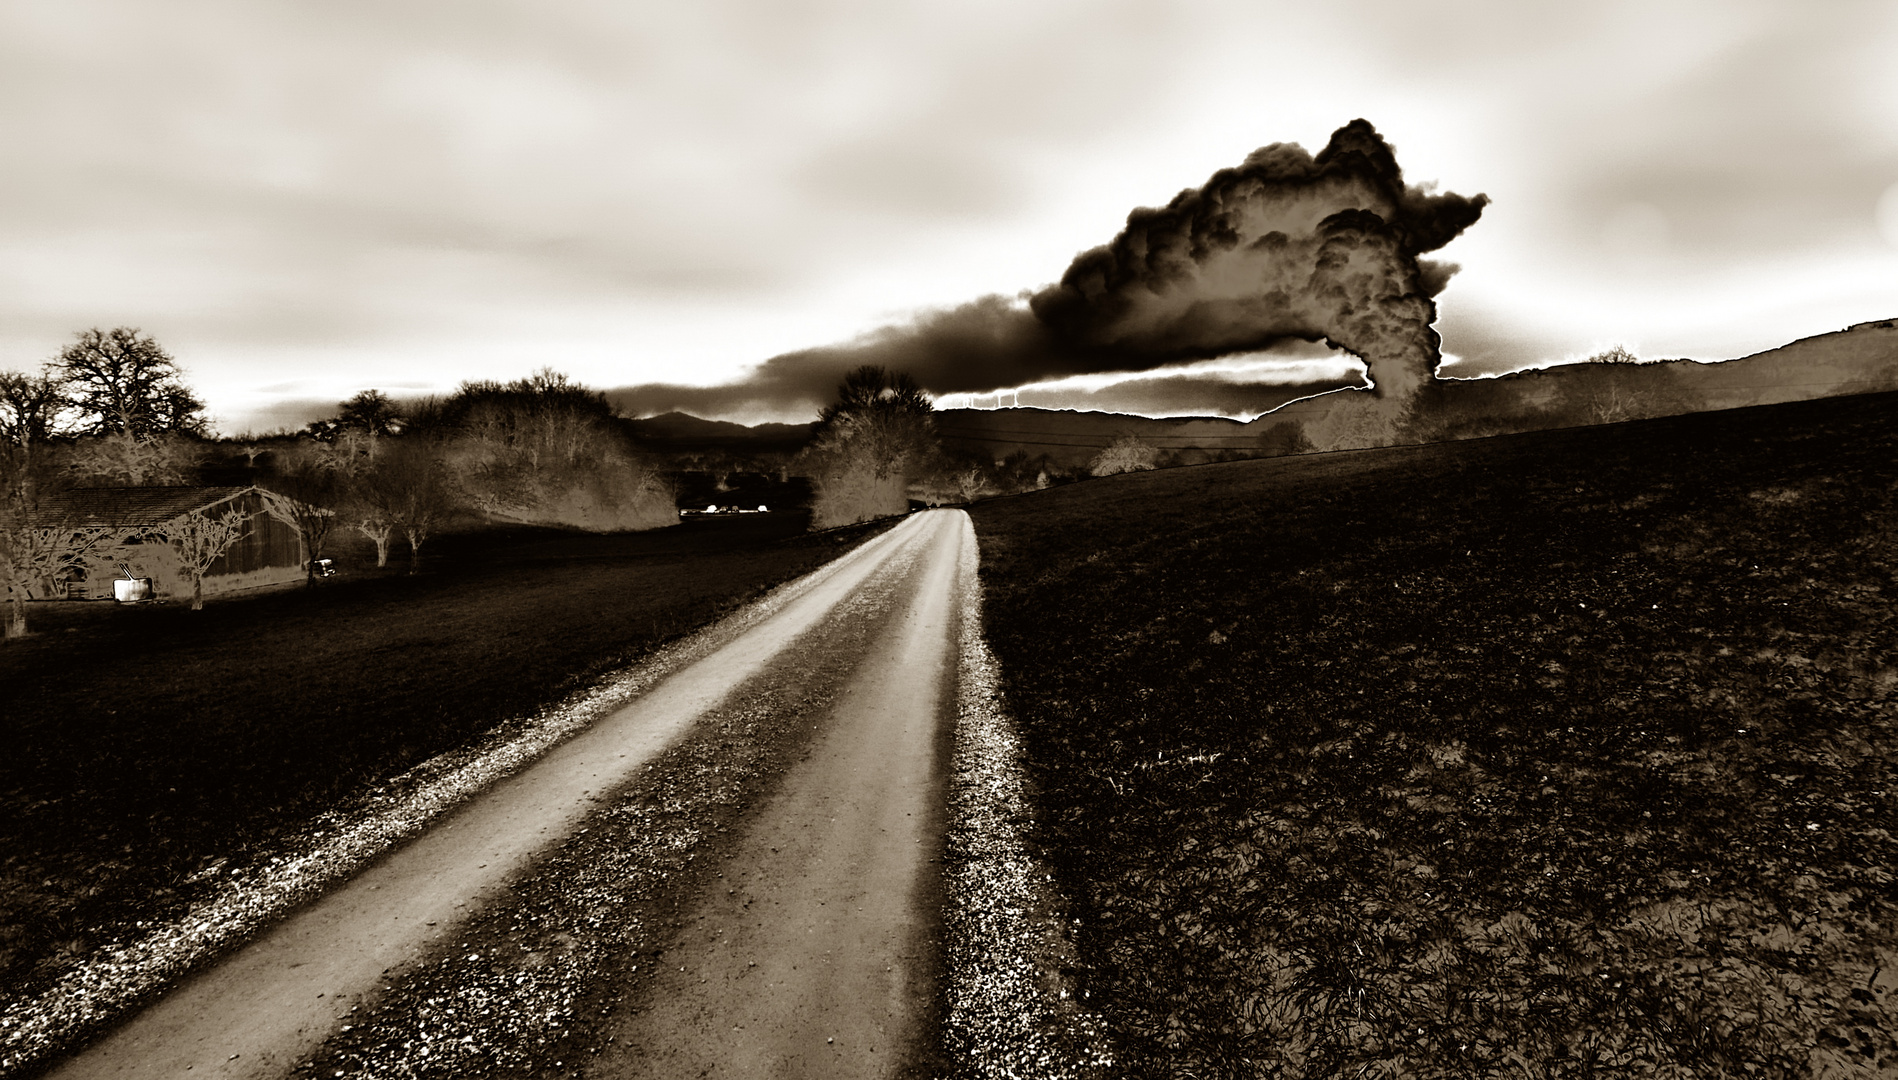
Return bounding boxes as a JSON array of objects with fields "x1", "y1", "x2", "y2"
[
  {"x1": 596, "y1": 507, "x2": 962, "y2": 1078},
  {"x1": 45, "y1": 510, "x2": 973, "y2": 1079}
]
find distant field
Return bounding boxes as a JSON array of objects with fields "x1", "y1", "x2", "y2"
[
  {"x1": 968, "y1": 392, "x2": 1898, "y2": 1077},
  {"x1": 0, "y1": 512, "x2": 893, "y2": 1002}
]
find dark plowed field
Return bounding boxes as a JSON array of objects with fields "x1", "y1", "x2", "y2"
[
  {"x1": 969, "y1": 392, "x2": 1898, "y2": 1078},
  {"x1": 0, "y1": 513, "x2": 894, "y2": 1009}
]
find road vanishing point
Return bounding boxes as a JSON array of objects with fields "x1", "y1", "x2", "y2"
[{"x1": 49, "y1": 509, "x2": 976, "y2": 1080}]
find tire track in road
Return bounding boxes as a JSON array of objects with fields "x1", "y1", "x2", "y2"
[
  {"x1": 44, "y1": 513, "x2": 964, "y2": 1080},
  {"x1": 596, "y1": 509, "x2": 969, "y2": 1079}
]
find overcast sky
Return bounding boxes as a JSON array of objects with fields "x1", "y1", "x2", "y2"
[{"x1": 3, "y1": 0, "x2": 1895, "y2": 433}]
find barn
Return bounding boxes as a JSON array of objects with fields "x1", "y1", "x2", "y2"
[{"x1": 35, "y1": 486, "x2": 308, "y2": 601}]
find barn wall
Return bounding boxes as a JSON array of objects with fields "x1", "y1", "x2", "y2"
[
  {"x1": 206, "y1": 492, "x2": 304, "y2": 578},
  {"x1": 74, "y1": 539, "x2": 182, "y2": 600},
  {"x1": 70, "y1": 492, "x2": 306, "y2": 600}
]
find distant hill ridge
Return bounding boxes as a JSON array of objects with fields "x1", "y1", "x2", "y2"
[
  {"x1": 622, "y1": 411, "x2": 815, "y2": 451},
  {"x1": 628, "y1": 318, "x2": 1898, "y2": 467}
]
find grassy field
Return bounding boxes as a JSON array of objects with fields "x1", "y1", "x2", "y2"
[
  {"x1": 0, "y1": 511, "x2": 893, "y2": 1002},
  {"x1": 968, "y1": 392, "x2": 1898, "y2": 1078}
]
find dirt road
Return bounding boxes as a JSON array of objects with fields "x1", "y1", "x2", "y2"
[
  {"x1": 598, "y1": 505, "x2": 962, "y2": 1079},
  {"x1": 48, "y1": 510, "x2": 973, "y2": 1079}
]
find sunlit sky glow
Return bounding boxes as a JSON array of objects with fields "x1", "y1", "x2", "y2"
[{"x1": 2, "y1": 0, "x2": 1895, "y2": 433}]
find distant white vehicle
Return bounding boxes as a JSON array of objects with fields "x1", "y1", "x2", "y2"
[
  {"x1": 706, "y1": 504, "x2": 718, "y2": 513},
  {"x1": 758, "y1": 504, "x2": 768, "y2": 513}
]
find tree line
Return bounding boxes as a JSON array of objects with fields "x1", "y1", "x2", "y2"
[
  {"x1": 3, "y1": 332, "x2": 1206, "y2": 640},
  {"x1": 272, "y1": 370, "x2": 678, "y2": 579},
  {"x1": 1, "y1": 329, "x2": 681, "y2": 638}
]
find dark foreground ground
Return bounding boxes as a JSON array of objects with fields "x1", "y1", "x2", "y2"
[
  {"x1": 969, "y1": 392, "x2": 1898, "y2": 1078},
  {"x1": 0, "y1": 512, "x2": 894, "y2": 1009}
]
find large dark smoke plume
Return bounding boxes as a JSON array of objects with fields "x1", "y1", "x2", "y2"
[{"x1": 613, "y1": 120, "x2": 1487, "y2": 431}]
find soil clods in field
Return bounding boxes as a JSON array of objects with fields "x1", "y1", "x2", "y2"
[{"x1": 969, "y1": 392, "x2": 1898, "y2": 1078}]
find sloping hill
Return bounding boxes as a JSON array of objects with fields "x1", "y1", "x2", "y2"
[
  {"x1": 1411, "y1": 318, "x2": 1898, "y2": 442},
  {"x1": 935, "y1": 319, "x2": 1898, "y2": 466},
  {"x1": 1641, "y1": 317, "x2": 1898, "y2": 406},
  {"x1": 966, "y1": 390, "x2": 1898, "y2": 1076},
  {"x1": 936, "y1": 407, "x2": 1261, "y2": 470},
  {"x1": 620, "y1": 411, "x2": 815, "y2": 453}
]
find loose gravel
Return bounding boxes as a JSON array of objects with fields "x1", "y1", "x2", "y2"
[
  {"x1": 293, "y1": 547, "x2": 910, "y2": 1078},
  {"x1": 11, "y1": 514, "x2": 1111, "y2": 1077},
  {"x1": 940, "y1": 521, "x2": 1115, "y2": 1078},
  {"x1": 0, "y1": 536, "x2": 896, "y2": 1079}
]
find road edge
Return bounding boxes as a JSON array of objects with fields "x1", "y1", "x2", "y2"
[
  {"x1": 1, "y1": 521, "x2": 915, "y2": 1078},
  {"x1": 941, "y1": 514, "x2": 1116, "y2": 1078}
]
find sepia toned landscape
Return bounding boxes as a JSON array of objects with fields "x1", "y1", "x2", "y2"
[
  {"x1": 5, "y1": 369, "x2": 1897, "y2": 1075},
  {"x1": 968, "y1": 392, "x2": 1898, "y2": 1075},
  {"x1": 5, "y1": 3, "x2": 1898, "y2": 1077}
]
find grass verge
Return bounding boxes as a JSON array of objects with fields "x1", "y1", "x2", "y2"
[
  {"x1": 0, "y1": 513, "x2": 895, "y2": 1005},
  {"x1": 967, "y1": 392, "x2": 1898, "y2": 1078}
]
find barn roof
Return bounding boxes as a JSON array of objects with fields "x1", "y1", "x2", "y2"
[{"x1": 32, "y1": 486, "x2": 265, "y2": 528}]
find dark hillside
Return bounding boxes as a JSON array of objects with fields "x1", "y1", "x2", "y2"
[
  {"x1": 619, "y1": 411, "x2": 814, "y2": 454},
  {"x1": 0, "y1": 516, "x2": 893, "y2": 1005},
  {"x1": 968, "y1": 391, "x2": 1898, "y2": 1076}
]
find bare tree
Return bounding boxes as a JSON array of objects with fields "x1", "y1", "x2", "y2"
[
  {"x1": 159, "y1": 506, "x2": 252, "y2": 611},
  {"x1": 65, "y1": 430, "x2": 201, "y2": 485},
  {"x1": 1090, "y1": 435, "x2": 1159, "y2": 477},
  {"x1": 345, "y1": 464, "x2": 397, "y2": 567},
  {"x1": 1586, "y1": 381, "x2": 1637, "y2": 425},
  {"x1": 1, "y1": 443, "x2": 38, "y2": 639},
  {"x1": 370, "y1": 440, "x2": 455, "y2": 573},
  {"x1": 265, "y1": 453, "x2": 342, "y2": 587},
  {"x1": 0, "y1": 368, "x2": 68, "y2": 446},
  {"x1": 53, "y1": 327, "x2": 207, "y2": 438},
  {"x1": 352, "y1": 506, "x2": 396, "y2": 567},
  {"x1": 800, "y1": 366, "x2": 937, "y2": 528},
  {"x1": 952, "y1": 466, "x2": 989, "y2": 503},
  {"x1": 1, "y1": 446, "x2": 111, "y2": 637},
  {"x1": 337, "y1": 389, "x2": 404, "y2": 436}
]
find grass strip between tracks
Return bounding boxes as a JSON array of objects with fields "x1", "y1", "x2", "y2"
[{"x1": 967, "y1": 392, "x2": 1898, "y2": 1078}]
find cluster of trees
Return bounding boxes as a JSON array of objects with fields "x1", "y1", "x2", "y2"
[
  {"x1": 420, "y1": 370, "x2": 675, "y2": 532},
  {"x1": 797, "y1": 365, "x2": 1125, "y2": 517},
  {"x1": 3, "y1": 329, "x2": 216, "y2": 636},
  {"x1": 1, "y1": 327, "x2": 207, "y2": 443},
  {"x1": 911, "y1": 449, "x2": 1085, "y2": 506},
  {"x1": 1, "y1": 327, "x2": 208, "y2": 483},
  {"x1": 796, "y1": 367, "x2": 938, "y2": 528},
  {"x1": 2, "y1": 327, "x2": 681, "y2": 638},
  {"x1": 12, "y1": 335, "x2": 1391, "y2": 639},
  {"x1": 269, "y1": 370, "x2": 677, "y2": 575},
  {"x1": 265, "y1": 433, "x2": 453, "y2": 578}
]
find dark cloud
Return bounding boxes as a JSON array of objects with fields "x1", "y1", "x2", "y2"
[
  {"x1": 609, "y1": 294, "x2": 1070, "y2": 418},
  {"x1": 1027, "y1": 119, "x2": 1487, "y2": 411},
  {"x1": 612, "y1": 120, "x2": 1487, "y2": 425}
]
